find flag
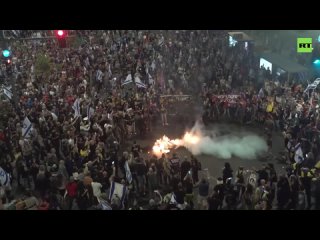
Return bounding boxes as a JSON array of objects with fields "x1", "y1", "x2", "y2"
[
  {"x1": 22, "y1": 117, "x2": 32, "y2": 138},
  {"x1": 304, "y1": 78, "x2": 320, "y2": 93},
  {"x1": 258, "y1": 88, "x2": 264, "y2": 98},
  {"x1": 124, "y1": 161, "x2": 132, "y2": 184},
  {"x1": 109, "y1": 181, "x2": 127, "y2": 208},
  {"x1": 108, "y1": 64, "x2": 112, "y2": 78},
  {"x1": 99, "y1": 199, "x2": 112, "y2": 210},
  {"x1": 158, "y1": 37, "x2": 164, "y2": 47},
  {"x1": 122, "y1": 74, "x2": 133, "y2": 86},
  {"x1": 294, "y1": 143, "x2": 304, "y2": 164},
  {"x1": 0, "y1": 167, "x2": 11, "y2": 187},
  {"x1": 3, "y1": 87, "x2": 12, "y2": 100},
  {"x1": 51, "y1": 112, "x2": 58, "y2": 121},
  {"x1": 135, "y1": 76, "x2": 147, "y2": 89},
  {"x1": 170, "y1": 193, "x2": 177, "y2": 205},
  {"x1": 72, "y1": 98, "x2": 81, "y2": 118},
  {"x1": 87, "y1": 105, "x2": 95, "y2": 120},
  {"x1": 96, "y1": 69, "x2": 103, "y2": 82},
  {"x1": 148, "y1": 73, "x2": 154, "y2": 85}
]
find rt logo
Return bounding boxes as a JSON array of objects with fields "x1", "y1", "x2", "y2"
[{"x1": 297, "y1": 38, "x2": 313, "y2": 53}]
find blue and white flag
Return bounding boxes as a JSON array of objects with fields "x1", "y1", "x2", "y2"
[
  {"x1": 258, "y1": 88, "x2": 264, "y2": 98},
  {"x1": 108, "y1": 64, "x2": 112, "y2": 78},
  {"x1": 72, "y1": 98, "x2": 81, "y2": 118},
  {"x1": 294, "y1": 143, "x2": 304, "y2": 164},
  {"x1": 304, "y1": 78, "x2": 320, "y2": 93},
  {"x1": 170, "y1": 192, "x2": 177, "y2": 205},
  {"x1": 124, "y1": 161, "x2": 132, "y2": 184},
  {"x1": 135, "y1": 76, "x2": 147, "y2": 89},
  {"x1": 3, "y1": 87, "x2": 12, "y2": 100},
  {"x1": 0, "y1": 167, "x2": 11, "y2": 187},
  {"x1": 99, "y1": 199, "x2": 112, "y2": 210},
  {"x1": 109, "y1": 181, "x2": 127, "y2": 208},
  {"x1": 22, "y1": 117, "x2": 32, "y2": 139},
  {"x1": 122, "y1": 74, "x2": 133, "y2": 86},
  {"x1": 87, "y1": 105, "x2": 95, "y2": 120},
  {"x1": 96, "y1": 69, "x2": 103, "y2": 82}
]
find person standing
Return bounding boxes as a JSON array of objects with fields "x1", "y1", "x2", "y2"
[
  {"x1": 242, "y1": 184, "x2": 254, "y2": 210},
  {"x1": 180, "y1": 156, "x2": 191, "y2": 182},
  {"x1": 197, "y1": 178, "x2": 209, "y2": 210},
  {"x1": 222, "y1": 162, "x2": 233, "y2": 184},
  {"x1": 276, "y1": 175, "x2": 290, "y2": 210},
  {"x1": 65, "y1": 176, "x2": 78, "y2": 210},
  {"x1": 183, "y1": 174, "x2": 194, "y2": 209},
  {"x1": 300, "y1": 168, "x2": 313, "y2": 210},
  {"x1": 160, "y1": 103, "x2": 168, "y2": 126},
  {"x1": 190, "y1": 155, "x2": 201, "y2": 184}
]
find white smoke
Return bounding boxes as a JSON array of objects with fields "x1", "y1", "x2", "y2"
[{"x1": 182, "y1": 122, "x2": 268, "y2": 159}]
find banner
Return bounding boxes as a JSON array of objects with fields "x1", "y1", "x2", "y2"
[
  {"x1": 212, "y1": 95, "x2": 242, "y2": 104},
  {"x1": 160, "y1": 95, "x2": 191, "y2": 101}
]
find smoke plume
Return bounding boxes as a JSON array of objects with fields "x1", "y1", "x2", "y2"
[{"x1": 181, "y1": 122, "x2": 268, "y2": 159}]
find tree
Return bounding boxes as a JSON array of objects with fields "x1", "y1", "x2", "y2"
[{"x1": 35, "y1": 54, "x2": 52, "y2": 79}]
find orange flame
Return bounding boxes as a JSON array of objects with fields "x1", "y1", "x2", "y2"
[{"x1": 152, "y1": 132, "x2": 200, "y2": 157}]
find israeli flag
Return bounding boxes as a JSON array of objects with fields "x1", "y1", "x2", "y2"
[
  {"x1": 0, "y1": 167, "x2": 11, "y2": 187},
  {"x1": 170, "y1": 193, "x2": 177, "y2": 205},
  {"x1": 98, "y1": 199, "x2": 112, "y2": 210},
  {"x1": 72, "y1": 98, "x2": 81, "y2": 118},
  {"x1": 3, "y1": 87, "x2": 12, "y2": 100},
  {"x1": 96, "y1": 69, "x2": 103, "y2": 82},
  {"x1": 109, "y1": 181, "x2": 127, "y2": 208},
  {"x1": 158, "y1": 36, "x2": 164, "y2": 47},
  {"x1": 294, "y1": 143, "x2": 304, "y2": 164},
  {"x1": 87, "y1": 105, "x2": 95, "y2": 120},
  {"x1": 125, "y1": 73, "x2": 132, "y2": 82},
  {"x1": 122, "y1": 74, "x2": 133, "y2": 86},
  {"x1": 135, "y1": 76, "x2": 147, "y2": 89},
  {"x1": 22, "y1": 117, "x2": 32, "y2": 138},
  {"x1": 258, "y1": 88, "x2": 264, "y2": 98},
  {"x1": 108, "y1": 64, "x2": 112, "y2": 78},
  {"x1": 124, "y1": 161, "x2": 132, "y2": 184}
]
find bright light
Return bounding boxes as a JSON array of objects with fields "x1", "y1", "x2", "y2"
[
  {"x1": 152, "y1": 131, "x2": 199, "y2": 157},
  {"x1": 2, "y1": 49, "x2": 10, "y2": 58},
  {"x1": 57, "y1": 30, "x2": 64, "y2": 37},
  {"x1": 152, "y1": 135, "x2": 182, "y2": 157},
  {"x1": 7, "y1": 59, "x2": 11, "y2": 64},
  {"x1": 314, "y1": 59, "x2": 320, "y2": 64},
  {"x1": 318, "y1": 35, "x2": 320, "y2": 43}
]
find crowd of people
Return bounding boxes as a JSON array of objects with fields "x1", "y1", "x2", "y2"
[{"x1": 0, "y1": 30, "x2": 320, "y2": 210}]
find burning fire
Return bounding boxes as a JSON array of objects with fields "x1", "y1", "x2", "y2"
[
  {"x1": 152, "y1": 132, "x2": 200, "y2": 157},
  {"x1": 182, "y1": 132, "x2": 200, "y2": 145},
  {"x1": 152, "y1": 135, "x2": 182, "y2": 156}
]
